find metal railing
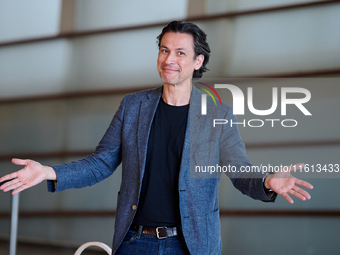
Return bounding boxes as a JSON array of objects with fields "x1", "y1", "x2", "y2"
[{"x1": 8, "y1": 194, "x2": 19, "y2": 255}]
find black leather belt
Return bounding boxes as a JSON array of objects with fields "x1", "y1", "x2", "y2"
[{"x1": 130, "y1": 224, "x2": 180, "y2": 239}]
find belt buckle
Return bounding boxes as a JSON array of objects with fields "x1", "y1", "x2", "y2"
[{"x1": 156, "y1": 226, "x2": 167, "y2": 239}]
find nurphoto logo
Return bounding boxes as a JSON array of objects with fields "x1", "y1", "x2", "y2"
[{"x1": 198, "y1": 83, "x2": 312, "y2": 128}]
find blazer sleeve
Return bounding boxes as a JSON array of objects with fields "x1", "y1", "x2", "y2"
[{"x1": 47, "y1": 96, "x2": 127, "y2": 192}]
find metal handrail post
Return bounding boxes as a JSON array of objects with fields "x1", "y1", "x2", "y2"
[{"x1": 9, "y1": 193, "x2": 19, "y2": 255}]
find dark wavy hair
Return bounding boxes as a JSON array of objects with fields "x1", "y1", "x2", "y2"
[{"x1": 157, "y1": 21, "x2": 211, "y2": 79}]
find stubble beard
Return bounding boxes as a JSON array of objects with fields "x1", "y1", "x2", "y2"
[{"x1": 160, "y1": 72, "x2": 181, "y2": 86}]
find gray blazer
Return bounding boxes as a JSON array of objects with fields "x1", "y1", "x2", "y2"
[{"x1": 48, "y1": 85, "x2": 275, "y2": 254}]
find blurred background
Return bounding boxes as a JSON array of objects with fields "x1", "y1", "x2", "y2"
[{"x1": 0, "y1": 0, "x2": 340, "y2": 254}]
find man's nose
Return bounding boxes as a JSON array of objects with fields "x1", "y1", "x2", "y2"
[{"x1": 165, "y1": 52, "x2": 175, "y2": 64}]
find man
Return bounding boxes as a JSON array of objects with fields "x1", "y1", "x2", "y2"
[{"x1": 0, "y1": 21, "x2": 312, "y2": 254}]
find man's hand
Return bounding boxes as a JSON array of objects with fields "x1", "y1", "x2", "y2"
[
  {"x1": 264, "y1": 163, "x2": 313, "y2": 204},
  {"x1": 0, "y1": 158, "x2": 57, "y2": 195}
]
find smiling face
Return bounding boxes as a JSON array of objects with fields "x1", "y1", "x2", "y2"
[{"x1": 157, "y1": 32, "x2": 204, "y2": 88}]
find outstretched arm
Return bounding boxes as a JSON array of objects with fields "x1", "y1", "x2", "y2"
[
  {"x1": 0, "y1": 158, "x2": 57, "y2": 195},
  {"x1": 264, "y1": 163, "x2": 313, "y2": 204}
]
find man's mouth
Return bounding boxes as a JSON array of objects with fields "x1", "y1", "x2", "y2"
[{"x1": 162, "y1": 66, "x2": 179, "y2": 73}]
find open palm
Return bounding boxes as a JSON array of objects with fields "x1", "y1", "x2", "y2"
[
  {"x1": 0, "y1": 158, "x2": 55, "y2": 195},
  {"x1": 265, "y1": 163, "x2": 313, "y2": 204}
]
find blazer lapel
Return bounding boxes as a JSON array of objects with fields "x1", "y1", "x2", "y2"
[
  {"x1": 137, "y1": 87, "x2": 162, "y2": 179},
  {"x1": 189, "y1": 85, "x2": 205, "y2": 150},
  {"x1": 179, "y1": 85, "x2": 205, "y2": 182}
]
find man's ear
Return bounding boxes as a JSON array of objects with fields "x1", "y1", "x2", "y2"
[{"x1": 194, "y1": 54, "x2": 204, "y2": 70}]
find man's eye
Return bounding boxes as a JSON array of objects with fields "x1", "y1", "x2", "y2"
[
  {"x1": 161, "y1": 49, "x2": 168, "y2": 53},
  {"x1": 178, "y1": 51, "x2": 185, "y2": 56}
]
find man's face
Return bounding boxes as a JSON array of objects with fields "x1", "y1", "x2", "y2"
[{"x1": 157, "y1": 32, "x2": 203, "y2": 87}]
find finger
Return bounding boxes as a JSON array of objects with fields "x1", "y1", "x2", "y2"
[
  {"x1": 288, "y1": 188, "x2": 308, "y2": 201},
  {"x1": 12, "y1": 158, "x2": 30, "y2": 166},
  {"x1": 12, "y1": 184, "x2": 29, "y2": 195},
  {"x1": 0, "y1": 178, "x2": 16, "y2": 191},
  {"x1": 280, "y1": 192, "x2": 294, "y2": 204},
  {"x1": 0, "y1": 172, "x2": 19, "y2": 183},
  {"x1": 295, "y1": 178, "x2": 313, "y2": 190},
  {"x1": 1, "y1": 178, "x2": 20, "y2": 189},
  {"x1": 292, "y1": 186, "x2": 311, "y2": 200},
  {"x1": 2, "y1": 179, "x2": 21, "y2": 192}
]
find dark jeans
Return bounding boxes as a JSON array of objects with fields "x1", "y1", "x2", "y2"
[{"x1": 115, "y1": 229, "x2": 190, "y2": 255}]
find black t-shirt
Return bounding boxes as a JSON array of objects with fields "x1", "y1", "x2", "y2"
[{"x1": 133, "y1": 97, "x2": 189, "y2": 227}]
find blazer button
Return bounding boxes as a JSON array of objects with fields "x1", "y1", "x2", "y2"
[{"x1": 132, "y1": 205, "x2": 137, "y2": 210}]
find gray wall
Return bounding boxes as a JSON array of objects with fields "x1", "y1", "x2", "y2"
[{"x1": 0, "y1": 1, "x2": 340, "y2": 254}]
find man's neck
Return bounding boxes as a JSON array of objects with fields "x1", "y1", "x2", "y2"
[{"x1": 162, "y1": 83, "x2": 192, "y2": 106}]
